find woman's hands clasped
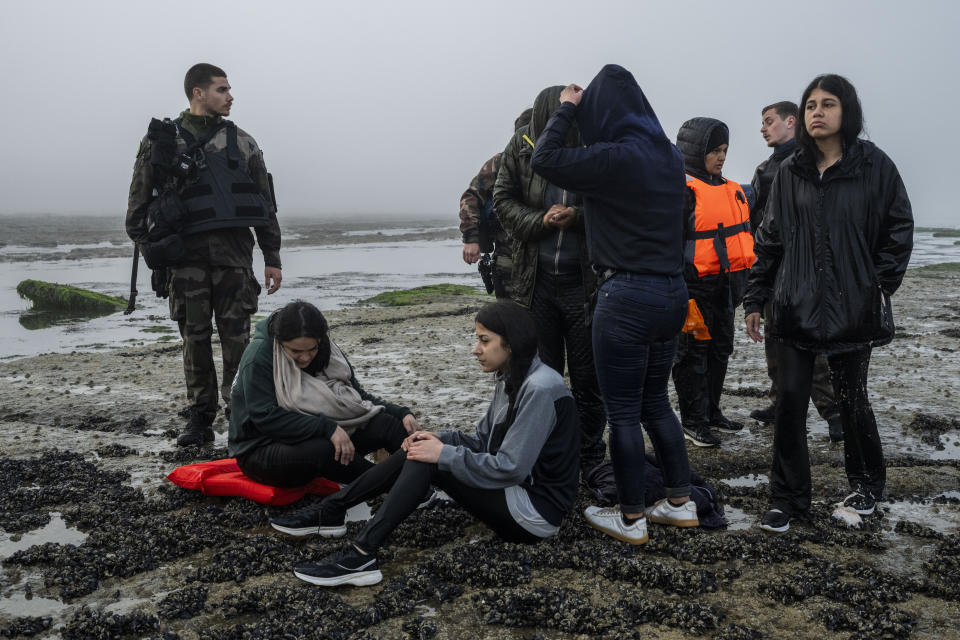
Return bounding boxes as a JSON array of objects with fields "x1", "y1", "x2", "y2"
[{"x1": 402, "y1": 430, "x2": 444, "y2": 464}]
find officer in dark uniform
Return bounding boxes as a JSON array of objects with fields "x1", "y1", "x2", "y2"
[{"x1": 126, "y1": 63, "x2": 282, "y2": 446}]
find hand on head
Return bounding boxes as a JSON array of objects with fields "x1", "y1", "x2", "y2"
[{"x1": 560, "y1": 84, "x2": 583, "y2": 106}]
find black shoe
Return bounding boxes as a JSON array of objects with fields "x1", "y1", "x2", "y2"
[
  {"x1": 758, "y1": 508, "x2": 791, "y2": 533},
  {"x1": 294, "y1": 546, "x2": 382, "y2": 587},
  {"x1": 271, "y1": 503, "x2": 346, "y2": 537},
  {"x1": 842, "y1": 487, "x2": 877, "y2": 515},
  {"x1": 827, "y1": 418, "x2": 844, "y2": 442},
  {"x1": 750, "y1": 405, "x2": 776, "y2": 425},
  {"x1": 682, "y1": 424, "x2": 721, "y2": 447},
  {"x1": 176, "y1": 411, "x2": 215, "y2": 447},
  {"x1": 710, "y1": 415, "x2": 744, "y2": 433}
]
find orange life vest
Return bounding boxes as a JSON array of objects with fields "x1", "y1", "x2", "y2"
[{"x1": 685, "y1": 175, "x2": 755, "y2": 276}]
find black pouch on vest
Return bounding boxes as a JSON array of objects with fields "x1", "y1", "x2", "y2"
[
  {"x1": 140, "y1": 234, "x2": 185, "y2": 269},
  {"x1": 146, "y1": 188, "x2": 189, "y2": 239}
]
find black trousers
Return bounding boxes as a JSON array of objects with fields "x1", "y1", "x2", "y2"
[
  {"x1": 236, "y1": 412, "x2": 408, "y2": 488},
  {"x1": 321, "y1": 450, "x2": 539, "y2": 553},
  {"x1": 763, "y1": 303, "x2": 839, "y2": 421},
  {"x1": 770, "y1": 343, "x2": 884, "y2": 514},
  {"x1": 530, "y1": 269, "x2": 606, "y2": 469},
  {"x1": 672, "y1": 278, "x2": 735, "y2": 427}
]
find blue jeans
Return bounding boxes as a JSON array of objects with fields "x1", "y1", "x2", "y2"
[{"x1": 592, "y1": 273, "x2": 691, "y2": 512}]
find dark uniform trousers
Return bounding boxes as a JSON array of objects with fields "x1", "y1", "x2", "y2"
[
  {"x1": 530, "y1": 269, "x2": 606, "y2": 469},
  {"x1": 763, "y1": 302, "x2": 840, "y2": 422},
  {"x1": 169, "y1": 264, "x2": 260, "y2": 423},
  {"x1": 672, "y1": 274, "x2": 737, "y2": 427}
]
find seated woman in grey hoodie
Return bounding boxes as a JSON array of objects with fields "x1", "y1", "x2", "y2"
[{"x1": 286, "y1": 301, "x2": 581, "y2": 587}]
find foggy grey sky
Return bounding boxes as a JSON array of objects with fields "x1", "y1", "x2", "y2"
[{"x1": 0, "y1": 0, "x2": 955, "y2": 226}]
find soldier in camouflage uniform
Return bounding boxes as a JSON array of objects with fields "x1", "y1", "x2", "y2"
[
  {"x1": 458, "y1": 109, "x2": 532, "y2": 299},
  {"x1": 126, "y1": 63, "x2": 282, "y2": 446}
]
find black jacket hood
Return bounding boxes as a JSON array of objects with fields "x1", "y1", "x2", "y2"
[
  {"x1": 576, "y1": 64, "x2": 670, "y2": 146},
  {"x1": 677, "y1": 117, "x2": 728, "y2": 183}
]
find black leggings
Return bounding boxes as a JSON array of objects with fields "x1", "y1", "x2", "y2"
[
  {"x1": 322, "y1": 449, "x2": 540, "y2": 553},
  {"x1": 236, "y1": 412, "x2": 408, "y2": 488},
  {"x1": 771, "y1": 343, "x2": 883, "y2": 514}
]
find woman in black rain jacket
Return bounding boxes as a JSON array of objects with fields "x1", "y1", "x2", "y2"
[{"x1": 743, "y1": 74, "x2": 913, "y2": 533}]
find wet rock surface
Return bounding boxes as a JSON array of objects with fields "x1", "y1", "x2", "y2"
[{"x1": 1, "y1": 269, "x2": 959, "y2": 638}]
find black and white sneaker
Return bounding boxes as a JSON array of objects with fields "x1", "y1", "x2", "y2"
[
  {"x1": 710, "y1": 415, "x2": 744, "y2": 433},
  {"x1": 842, "y1": 488, "x2": 877, "y2": 515},
  {"x1": 758, "y1": 508, "x2": 791, "y2": 533},
  {"x1": 683, "y1": 424, "x2": 721, "y2": 447},
  {"x1": 270, "y1": 503, "x2": 346, "y2": 537},
  {"x1": 294, "y1": 546, "x2": 382, "y2": 587}
]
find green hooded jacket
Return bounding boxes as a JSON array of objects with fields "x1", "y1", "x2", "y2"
[
  {"x1": 493, "y1": 86, "x2": 596, "y2": 308},
  {"x1": 228, "y1": 317, "x2": 411, "y2": 458}
]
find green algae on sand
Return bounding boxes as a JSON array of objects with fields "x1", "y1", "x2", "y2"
[
  {"x1": 363, "y1": 284, "x2": 485, "y2": 307},
  {"x1": 16, "y1": 279, "x2": 128, "y2": 314}
]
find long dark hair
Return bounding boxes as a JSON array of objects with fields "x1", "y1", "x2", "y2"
[
  {"x1": 269, "y1": 300, "x2": 331, "y2": 370},
  {"x1": 797, "y1": 74, "x2": 863, "y2": 159},
  {"x1": 475, "y1": 301, "x2": 539, "y2": 452}
]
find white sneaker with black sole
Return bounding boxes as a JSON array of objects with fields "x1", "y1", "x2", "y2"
[
  {"x1": 294, "y1": 546, "x2": 382, "y2": 587},
  {"x1": 584, "y1": 506, "x2": 648, "y2": 544}
]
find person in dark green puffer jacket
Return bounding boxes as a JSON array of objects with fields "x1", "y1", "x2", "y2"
[{"x1": 229, "y1": 300, "x2": 419, "y2": 488}]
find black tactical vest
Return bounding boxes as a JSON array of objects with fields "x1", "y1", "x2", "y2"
[{"x1": 176, "y1": 120, "x2": 271, "y2": 235}]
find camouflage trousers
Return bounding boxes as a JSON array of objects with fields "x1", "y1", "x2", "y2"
[{"x1": 169, "y1": 264, "x2": 261, "y2": 422}]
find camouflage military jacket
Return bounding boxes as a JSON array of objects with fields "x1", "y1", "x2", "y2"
[
  {"x1": 126, "y1": 110, "x2": 282, "y2": 269},
  {"x1": 458, "y1": 153, "x2": 513, "y2": 258}
]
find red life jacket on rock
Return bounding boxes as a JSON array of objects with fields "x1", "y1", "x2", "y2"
[{"x1": 685, "y1": 175, "x2": 755, "y2": 276}]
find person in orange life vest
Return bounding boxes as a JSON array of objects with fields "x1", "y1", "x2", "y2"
[{"x1": 671, "y1": 118, "x2": 754, "y2": 448}]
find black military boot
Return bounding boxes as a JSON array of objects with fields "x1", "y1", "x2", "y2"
[{"x1": 177, "y1": 409, "x2": 215, "y2": 447}]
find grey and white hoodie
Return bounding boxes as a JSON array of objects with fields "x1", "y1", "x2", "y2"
[{"x1": 437, "y1": 356, "x2": 580, "y2": 536}]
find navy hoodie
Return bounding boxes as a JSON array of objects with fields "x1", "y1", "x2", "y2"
[{"x1": 530, "y1": 64, "x2": 686, "y2": 276}]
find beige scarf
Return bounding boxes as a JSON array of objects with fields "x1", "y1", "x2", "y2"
[{"x1": 273, "y1": 338, "x2": 383, "y2": 435}]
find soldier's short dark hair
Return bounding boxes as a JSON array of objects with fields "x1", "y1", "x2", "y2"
[
  {"x1": 184, "y1": 63, "x2": 227, "y2": 100},
  {"x1": 761, "y1": 101, "x2": 799, "y2": 122}
]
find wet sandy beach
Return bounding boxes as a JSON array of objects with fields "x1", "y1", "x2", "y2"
[{"x1": 1, "y1": 265, "x2": 959, "y2": 639}]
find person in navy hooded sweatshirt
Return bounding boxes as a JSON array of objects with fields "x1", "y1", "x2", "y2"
[{"x1": 531, "y1": 64, "x2": 699, "y2": 544}]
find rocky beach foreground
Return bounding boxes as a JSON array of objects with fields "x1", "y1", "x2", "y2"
[{"x1": 1, "y1": 266, "x2": 959, "y2": 639}]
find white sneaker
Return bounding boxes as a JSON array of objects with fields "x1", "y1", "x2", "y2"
[
  {"x1": 584, "y1": 506, "x2": 648, "y2": 545},
  {"x1": 644, "y1": 498, "x2": 699, "y2": 527}
]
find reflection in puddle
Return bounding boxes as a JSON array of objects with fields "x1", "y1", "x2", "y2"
[
  {"x1": 883, "y1": 500, "x2": 960, "y2": 535},
  {"x1": 18, "y1": 308, "x2": 117, "y2": 330},
  {"x1": 0, "y1": 512, "x2": 88, "y2": 559},
  {"x1": 722, "y1": 506, "x2": 754, "y2": 531},
  {"x1": 0, "y1": 588, "x2": 66, "y2": 618},
  {"x1": 721, "y1": 474, "x2": 768, "y2": 488}
]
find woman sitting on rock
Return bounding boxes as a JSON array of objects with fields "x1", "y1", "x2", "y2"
[
  {"x1": 228, "y1": 300, "x2": 419, "y2": 489},
  {"x1": 287, "y1": 300, "x2": 581, "y2": 587}
]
